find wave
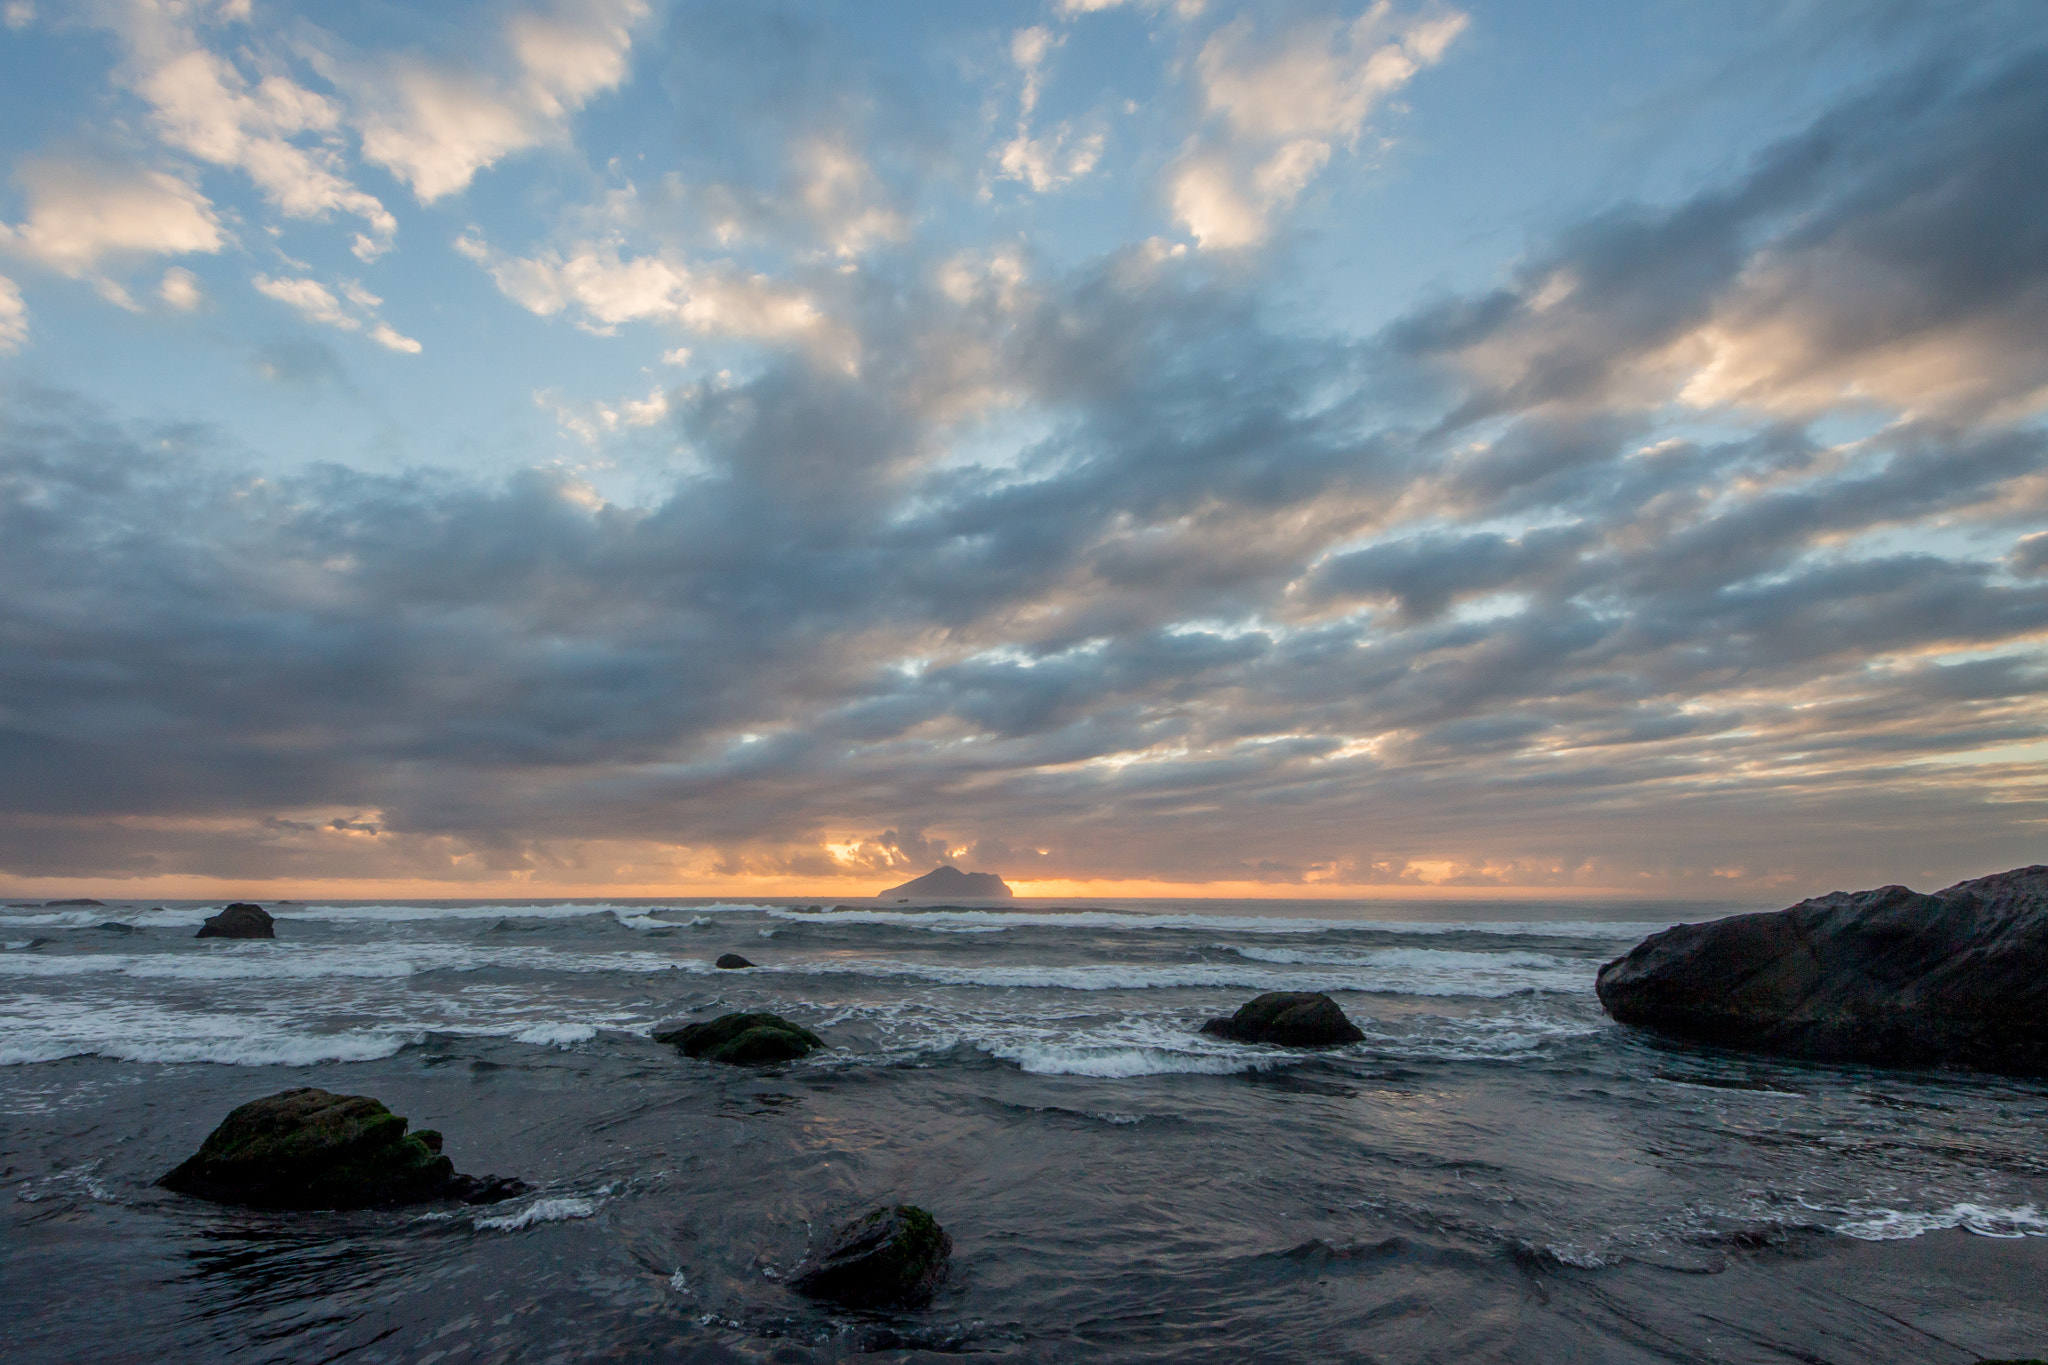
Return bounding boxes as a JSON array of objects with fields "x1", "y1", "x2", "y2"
[
  {"x1": 770, "y1": 955, "x2": 1592, "y2": 998},
  {"x1": 1832, "y1": 1202, "x2": 2048, "y2": 1241},
  {"x1": 766, "y1": 906, "x2": 1679, "y2": 940},
  {"x1": 0, "y1": 944, "x2": 712, "y2": 982},
  {"x1": 473, "y1": 1194, "x2": 602, "y2": 1233},
  {"x1": 0, "y1": 903, "x2": 771, "y2": 931}
]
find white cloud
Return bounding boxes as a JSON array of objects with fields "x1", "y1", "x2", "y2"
[
  {"x1": 0, "y1": 159, "x2": 223, "y2": 276},
  {"x1": 993, "y1": 23, "x2": 1105, "y2": 194},
  {"x1": 253, "y1": 272, "x2": 421, "y2": 352},
  {"x1": 1197, "y1": 4, "x2": 1465, "y2": 143},
  {"x1": 999, "y1": 125, "x2": 1106, "y2": 194},
  {"x1": 346, "y1": 0, "x2": 649, "y2": 203},
  {"x1": 1169, "y1": 3, "x2": 1466, "y2": 249},
  {"x1": 369, "y1": 321, "x2": 423, "y2": 353},
  {"x1": 0, "y1": 274, "x2": 26, "y2": 352},
  {"x1": 457, "y1": 230, "x2": 845, "y2": 361},
  {"x1": 102, "y1": 0, "x2": 397, "y2": 258},
  {"x1": 253, "y1": 273, "x2": 357, "y2": 330},
  {"x1": 3, "y1": 2, "x2": 34, "y2": 31},
  {"x1": 158, "y1": 265, "x2": 204, "y2": 309}
]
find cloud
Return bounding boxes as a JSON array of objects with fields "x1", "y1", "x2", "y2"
[
  {"x1": 0, "y1": 275, "x2": 25, "y2": 351},
  {"x1": 157, "y1": 265, "x2": 204, "y2": 309},
  {"x1": 4, "y1": 40, "x2": 2048, "y2": 894},
  {"x1": 993, "y1": 24, "x2": 1105, "y2": 195},
  {"x1": 343, "y1": 0, "x2": 650, "y2": 202},
  {"x1": 100, "y1": 0, "x2": 397, "y2": 259},
  {"x1": 455, "y1": 229, "x2": 841, "y2": 358},
  {"x1": 0, "y1": 158, "x2": 223, "y2": 277},
  {"x1": 252, "y1": 273, "x2": 420, "y2": 351},
  {"x1": 1169, "y1": 3, "x2": 1465, "y2": 248},
  {"x1": 1396, "y1": 52, "x2": 2048, "y2": 430}
]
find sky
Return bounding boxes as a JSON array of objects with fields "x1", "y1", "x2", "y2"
[{"x1": 0, "y1": 0, "x2": 2044, "y2": 902}]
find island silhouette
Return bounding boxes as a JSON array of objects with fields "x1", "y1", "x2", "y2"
[{"x1": 876, "y1": 865, "x2": 1013, "y2": 900}]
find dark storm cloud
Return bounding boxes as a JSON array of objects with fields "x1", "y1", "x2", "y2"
[{"x1": 4, "y1": 46, "x2": 2048, "y2": 890}]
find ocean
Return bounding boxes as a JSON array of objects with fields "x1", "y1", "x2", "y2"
[{"x1": 3, "y1": 897, "x2": 2044, "y2": 1362}]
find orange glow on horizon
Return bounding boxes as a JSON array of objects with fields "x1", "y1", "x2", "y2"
[{"x1": 0, "y1": 871, "x2": 1663, "y2": 903}]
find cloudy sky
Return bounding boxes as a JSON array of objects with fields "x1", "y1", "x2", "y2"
[{"x1": 0, "y1": 0, "x2": 2043, "y2": 901}]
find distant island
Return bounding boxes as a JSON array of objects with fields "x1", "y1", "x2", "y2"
[{"x1": 877, "y1": 865, "x2": 1012, "y2": 900}]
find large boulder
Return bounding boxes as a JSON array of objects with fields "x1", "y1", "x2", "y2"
[
  {"x1": 196, "y1": 903, "x2": 274, "y2": 939},
  {"x1": 714, "y1": 952, "x2": 756, "y2": 969},
  {"x1": 1595, "y1": 866, "x2": 2048, "y2": 1074},
  {"x1": 1200, "y1": 991, "x2": 1365, "y2": 1047},
  {"x1": 157, "y1": 1088, "x2": 526, "y2": 1209},
  {"x1": 654, "y1": 1012, "x2": 823, "y2": 1064},
  {"x1": 791, "y1": 1205, "x2": 952, "y2": 1308}
]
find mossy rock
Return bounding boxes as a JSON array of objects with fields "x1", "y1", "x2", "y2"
[
  {"x1": 653, "y1": 1012, "x2": 823, "y2": 1064},
  {"x1": 791, "y1": 1204, "x2": 952, "y2": 1308},
  {"x1": 157, "y1": 1088, "x2": 454, "y2": 1209}
]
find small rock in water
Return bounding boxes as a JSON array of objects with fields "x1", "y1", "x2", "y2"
[
  {"x1": 714, "y1": 952, "x2": 755, "y2": 969},
  {"x1": 45, "y1": 898, "x2": 105, "y2": 907},
  {"x1": 156, "y1": 1088, "x2": 520, "y2": 1209},
  {"x1": 790, "y1": 1204, "x2": 952, "y2": 1308},
  {"x1": 195, "y1": 903, "x2": 274, "y2": 939},
  {"x1": 653, "y1": 1012, "x2": 823, "y2": 1064},
  {"x1": 1200, "y1": 991, "x2": 1365, "y2": 1047}
]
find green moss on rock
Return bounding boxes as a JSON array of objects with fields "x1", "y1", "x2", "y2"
[
  {"x1": 157, "y1": 1088, "x2": 454, "y2": 1210},
  {"x1": 653, "y1": 1011, "x2": 823, "y2": 1064}
]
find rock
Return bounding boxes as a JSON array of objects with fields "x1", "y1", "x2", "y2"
[
  {"x1": 96, "y1": 922, "x2": 138, "y2": 934},
  {"x1": 790, "y1": 1205, "x2": 952, "y2": 1308},
  {"x1": 45, "y1": 898, "x2": 105, "y2": 907},
  {"x1": 876, "y1": 866, "x2": 1012, "y2": 900},
  {"x1": 1200, "y1": 991, "x2": 1366, "y2": 1047},
  {"x1": 653, "y1": 1012, "x2": 823, "y2": 1064},
  {"x1": 155, "y1": 1088, "x2": 521, "y2": 1209},
  {"x1": 1595, "y1": 866, "x2": 2048, "y2": 1075},
  {"x1": 714, "y1": 952, "x2": 756, "y2": 969},
  {"x1": 196, "y1": 903, "x2": 274, "y2": 939}
]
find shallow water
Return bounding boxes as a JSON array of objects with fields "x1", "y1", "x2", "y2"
[{"x1": 4, "y1": 897, "x2": 2046, "y2": 1362}]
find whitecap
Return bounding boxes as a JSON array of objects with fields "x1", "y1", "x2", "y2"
[
  {"x1": 512, "y1": 1023, "x2": 599, "y2": 1047},
  {"x1": 1835, "y1": 1202, "x2": 2048, "y2": 1241},
  {"x1": 475, "y1": 1195, "x2": 600, "y2": 1232}
]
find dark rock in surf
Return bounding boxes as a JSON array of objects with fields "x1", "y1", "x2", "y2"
[
  {"x1": 1200, "y1": 991, "x2": 1365, "y2": 1047},
  {"x1": 790, "y1": 1204, "x2": 952, "y2": 1308},
  {"x1": 877, "y1": 865, "x2": 1012, "y2": 900},
  {"x1": 196, "y1": 903, "x2": 274, "y2": 939},
  {"x1": 654, "y1": 1011, "x2": 823, "y2": 1064},
  {"x1": 1595, "y1": 865, "x2": 2048, "y2": 1075},
  {"x1": 96, "y1": 921, "x2": 138, "y2": 934},
  {"x1": 156, "y1": 1088, "x2": 523, "y2": 1209},
  {"x1": 45, "y1": 898, "x2": 105, "y2": 907},
  {"x1": 714, "y1": 952, "x2": 756, "y2": 969}
]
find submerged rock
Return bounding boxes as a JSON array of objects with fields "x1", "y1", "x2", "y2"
[
  {"x1": 653, "y1": 1012, "x2": 823, "y2": 1064},
  {"x1": 196, "y1": 903, "x2": 274, "y2": 939},
  {"x1": 790, "y1": 1204, "x2": 952, "y2": 1308},
  {"x1": 714, "y1": 952, "x2": 756, "y2": 969},
  {"x1": 157, "y1": 1088, "x2": 526, "y2": 1209},
  {"x1": 1595, "y1": 865, "x2": 2048, "y2": 1075},
  {"x1": 1200, "y1": 991, "x2": 1365, "y2": 1047}
]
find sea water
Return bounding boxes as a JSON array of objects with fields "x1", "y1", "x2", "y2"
[{"x1": 3, "y1": 897, "x2": 2045, "y2": 1361}]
